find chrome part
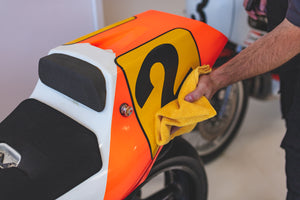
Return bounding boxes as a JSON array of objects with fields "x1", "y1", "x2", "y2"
[
  {"x1": 0, "y1": 143, "x2": 21, "y2": 169},
  {"x1": 120, "y1": 103, "x2": 133, "y2": 117}
]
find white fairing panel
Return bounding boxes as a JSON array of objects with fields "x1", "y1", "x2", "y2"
[
  {"x1": 186, "y1": 0, "x2": 234, "y2": 38},
  {"x1": 186, "y1": 0, "x2": 251, "y2": 46},
  {"x1": 30, "y1": 43, "x2": 117, "y2": 200},
  {"x1": 230, "y1": 0, "x2": 252, "y2": 46}
]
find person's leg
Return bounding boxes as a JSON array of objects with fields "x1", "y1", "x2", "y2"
[
  {"x1": 265, "y1": 2, "x2": 300, "y2": 199},
  {"x1": 282, "y1": 69, "x2": 300, "y2": 200},
  {"x1": 285, "y1": 147, "x2": 300, "y2": 200}
]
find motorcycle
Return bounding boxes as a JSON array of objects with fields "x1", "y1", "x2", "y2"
[
  {"x1": 184, "y1": 0, "x2": 279, "y2": 162},
  {"x1": 0, "y1": 10, "x2": 227, "y2": 199}
]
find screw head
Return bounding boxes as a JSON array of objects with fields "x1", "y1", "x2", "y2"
[{"x1": 120, "y1": 103, "x2": 133, "y2": 117}]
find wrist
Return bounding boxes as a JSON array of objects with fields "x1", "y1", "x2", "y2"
[{"x1": 209, "y1": 68, "x2": 229, "y2": 91}]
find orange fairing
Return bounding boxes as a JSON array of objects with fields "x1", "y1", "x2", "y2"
[
  {"x1": 68, "y1": 10, "x2": 227, "y2": 199},
  {"x1": 73, "y1": 10, "x2": 227, "y2": 66},
  {"x1": 106, "y1": 71, "x2": 153, "y2": 199}
]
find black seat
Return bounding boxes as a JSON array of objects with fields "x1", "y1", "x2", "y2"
[
  {"x1": 0, "y1": 99, "x2": 102, "y2": 199},
  {"x1": 39, "y1": 53, "x2": 106, "y2": 112}
]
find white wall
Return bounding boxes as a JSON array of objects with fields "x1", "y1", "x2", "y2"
[
  {"x1": 103, "y1": 0, "x2": 186, "y2": 25},
  {"x1": 0, "y1": 0, "x2": 103, "y2": 121},
  {"x1": 0, "y1": 0, "x2": 185, "y2": 121}
]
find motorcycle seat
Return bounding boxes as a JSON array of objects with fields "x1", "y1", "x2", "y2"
[
  {"x1": 0, "y1": 99, "x2": 102, "y2": 199},
  {"x1": 39, "y1": 53, "x2": 107, "y2": 112}
]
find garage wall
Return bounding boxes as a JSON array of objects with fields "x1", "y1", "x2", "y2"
[
  {"x1": 103, "y1": 0, "x2": 186, "y2": 25},
  {"x1": 0, "y1": 0, "x2": 185, "y2": 121},
  {"x1": 0, "y1": 0, "x2": 103, "y2": 121}
]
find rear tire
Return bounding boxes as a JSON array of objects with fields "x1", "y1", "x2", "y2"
[
  {"x1": 126, "y1": 137, "x2": 208, "y2": 200},
  {"x1": 183, "y1": 81, "x2": 248, "y2": 162}
]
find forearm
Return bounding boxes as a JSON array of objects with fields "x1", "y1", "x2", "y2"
[
  {"x1": 210, "y1": 19, "x2": 300, "y2": 89},
  {"x1": 185, "y1": 18, "x2": 300, "y2": 102}
]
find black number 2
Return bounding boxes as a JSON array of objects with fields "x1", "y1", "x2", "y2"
[{"x1": 135, "y1": 44, "x2": 180, "y2": 108}]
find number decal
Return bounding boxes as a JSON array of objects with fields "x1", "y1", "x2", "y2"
[
  {"x1": 136, "y1": 44, "x2": 179, "y2": 108},
  {"x1": 116, "y1": 28, "x2": 201, "y2": 156},
  {"x1": 196, "y1": 0, "x2": 209, "y2": 23}
]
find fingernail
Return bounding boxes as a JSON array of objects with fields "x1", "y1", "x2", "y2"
[{"x1": 185, "y1": 95, "x2": 192, "y2": 101}]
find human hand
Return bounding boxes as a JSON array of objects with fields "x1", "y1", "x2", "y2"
[
  {"x1": 184, "y1": 74, "x2": 218, "y2": 102},
  {"x1": 243, "y1": 0, "x2": 267, "y2": 20},
  {"x1": 172, "y1": 74, "x2": 217, "y2": 134}
]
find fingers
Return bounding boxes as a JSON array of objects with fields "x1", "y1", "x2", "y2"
[
  {"x1": 243, "y1": 0, "x2": 258, "y2": 19},
  {"x1": 258, "y1": 0, "x2": 267, "y2": 15},
  {"x1": 170, "y1": 126, "x2": 180, "y2": 134},
  {"x1": 243, "y1": 0, "x2": 267, "y2": 19},
  {"x1": 185, "y1": 87, "x2": 205, "y2": 102},
  {"x1": 184, "y1": 75, "x2": 215, "y2": 102},
  {"x1": 247, "y1": 10, "x2": 258, "y2": 20}
]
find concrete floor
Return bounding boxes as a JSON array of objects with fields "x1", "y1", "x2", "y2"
[
  {"x1": 205, "y1": 98, "x2": 287, "y2": 200},
  {"x1": 144, "y1": 98, "x2": 287, "y2": 199}
]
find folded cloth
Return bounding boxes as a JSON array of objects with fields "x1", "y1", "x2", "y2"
[{"x1": 155, "y1": 65, "x2": 217, "y2": 146}]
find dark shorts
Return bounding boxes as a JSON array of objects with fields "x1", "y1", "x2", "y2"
[
  {"x1": 267, "y1": 0, "x2": 300, "y2": 199},
  {"x1": 285, "y1": 148, "x2": 300, "y2": 200},
  {"x1": 279, "y1": 64, "x2": 300, "y2": 200}
]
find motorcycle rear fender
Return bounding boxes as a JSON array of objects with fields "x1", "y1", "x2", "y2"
[
  {"x1": 73, "y1": 10, "x2": 227, "y2": 199},
  {"x1": 8, "y1": 10, "x2": 227, "y2": 200}
]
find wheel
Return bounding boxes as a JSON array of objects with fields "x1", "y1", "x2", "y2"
[
  {"x1": 183, "y1": 80, "x2": 248, "y2": 162},
  {"x1": 248, "y1": 72, "x2": 273, "y2": 99},
  {"x1": 126, "y1": 137, "x2": 207, "y2": 200}
]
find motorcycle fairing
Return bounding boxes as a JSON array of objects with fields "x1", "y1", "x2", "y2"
[
  {"x1": 70, "y1": 10, "x2": 227, "y2": 199},
  {"x1": 65, "y1": 10, "x2": 227, "y2": 199},
  {"x1": 0, "y1": 10, "x2": 227, "y2": 200}
]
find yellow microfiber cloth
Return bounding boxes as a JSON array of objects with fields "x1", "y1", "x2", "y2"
[{"x1": 155, "y1": 65, "x2": 217, "y2": 146}]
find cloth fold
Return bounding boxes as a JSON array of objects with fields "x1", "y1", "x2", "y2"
[{"x1": 155, "y1": 65, "x2": 217, "y2": 146}]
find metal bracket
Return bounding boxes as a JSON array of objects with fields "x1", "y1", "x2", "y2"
[{"x1": 0, "y1": 143, "x2": 21, "y2": 169}]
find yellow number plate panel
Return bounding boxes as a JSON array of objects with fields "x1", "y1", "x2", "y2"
[{"x1": 116, "y1": 28, "x2": 201, "y2": 155}]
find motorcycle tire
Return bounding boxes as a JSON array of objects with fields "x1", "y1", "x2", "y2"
[
  {"x1": 183, "y1": 80, "x2": 248, "y2": 163},
  {"x1": 126, "y1": 137, "x2": 207, "y2": 200}
]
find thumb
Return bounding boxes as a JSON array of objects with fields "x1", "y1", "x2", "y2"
[{"x1": 185, "y1": 87, "x2": 204, "y2": 102}]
